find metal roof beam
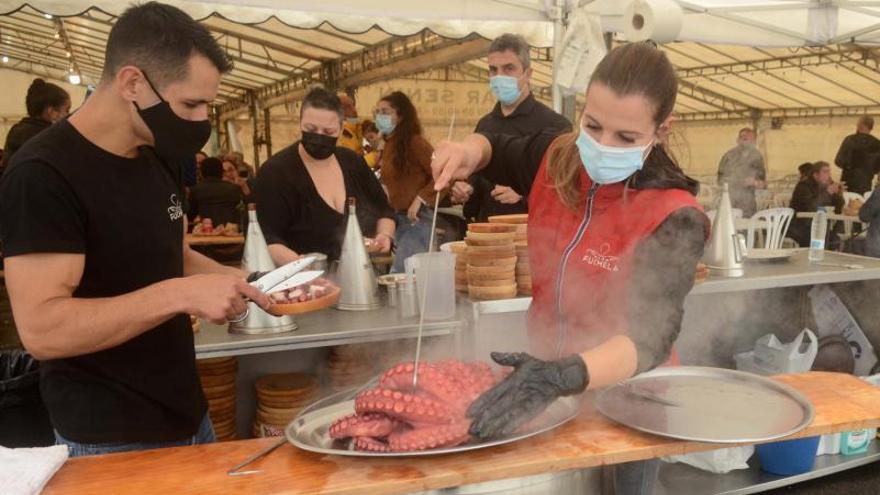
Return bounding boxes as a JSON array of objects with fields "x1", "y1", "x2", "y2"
[
  {"x1": 205, "y1": 23, "x2": 327, "y2": 63},
  {"x1": 677, "y1": 78, "x2": 752, "y2": 113},
  {"x1": 217, "y1": 32, "x2": 491, "y2": 119},
  {"x1": 677, "y1": 46, "x2": 869, "y2": 78},
  {"x1": 694, "y1": 42, "x2": 845, "y2": 107}
]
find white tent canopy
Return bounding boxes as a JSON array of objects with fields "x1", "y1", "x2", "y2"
[{"x1": 6, "y1": 0, "x2": 880, "y2": 47}]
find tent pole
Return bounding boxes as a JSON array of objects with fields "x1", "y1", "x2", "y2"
[
  {"x1": 249, "y1": 91, "x2": 260, "y2": 168},
  {"x1": 551, "y1": 0, "x2": 565, "y2": 113}
]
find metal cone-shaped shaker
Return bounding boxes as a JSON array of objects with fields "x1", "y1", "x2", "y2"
[
  {"x1": 336, "y1": 198, "x2": 381, "y2": 310},
  {"x1": 703, "y1": 183, "x2": 745, "y2": 278},
  {"x1": 229, "y1": 204, "x2": 297, "y2": 334}
]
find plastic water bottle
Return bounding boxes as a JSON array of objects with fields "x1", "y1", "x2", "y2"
[{"x1": 809, "y1": 208, "x2": 827, "y2": 262}]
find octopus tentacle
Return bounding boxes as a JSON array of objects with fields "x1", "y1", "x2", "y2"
[
  {"x1": 387, "y1": 420, "x2": 471, "y2": 451},
  {"x1": 329, "y1": 413, "x2": 397, "y2": 439}
]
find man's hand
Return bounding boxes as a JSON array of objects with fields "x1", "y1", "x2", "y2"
[
  {"x1": 467, "y1": 352, "x2": 589, "y2": 441},
  {"x1": 407, "y1": 197, "x2": 423, "y2": 222},
  {"x1": 828, "y1": 182, "x2": 842, "y2": 195},
  {"x1": 490, "y1": 185, "x2": 522, "y2": 205},
  {"x1": 178, "y1": 274, "x2": 269, "y2": 324},
  {"x1": 451, "y1": 181, "x2": 474, "y2": 204}
]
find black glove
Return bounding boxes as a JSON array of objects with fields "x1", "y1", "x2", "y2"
[{"x1": 467, "y1": 352, "x2": 589, "y2": 441}]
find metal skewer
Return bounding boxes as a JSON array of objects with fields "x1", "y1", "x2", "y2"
[{"x1": 412, "y1": 109, "x2": 455, "y2": 390}]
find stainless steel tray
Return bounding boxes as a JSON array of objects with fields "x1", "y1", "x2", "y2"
[
  {"x1": 595, "y1": 366, "x2": 814, "y2": 443},
  {"x1": 286, "y1": 387, "x2": 579, "y2": 457}
]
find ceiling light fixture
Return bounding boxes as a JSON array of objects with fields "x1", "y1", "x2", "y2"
[{"x1": 68, "y1": 73, "x2": 81, "y2": 85}]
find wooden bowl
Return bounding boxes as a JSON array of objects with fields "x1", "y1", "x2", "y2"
[
  {"x1": 468, "y1": 223, "x2": 517, "y2": 234},
  {"x1": 469, "y1": 284, "x2": 518, "y2": 300},
  {"x1": 442, "y1": 241, "x2": 468, "y2": 254},
  {"x1": 487, "y1": 214, "x2": 528, "y2": 224},
  {"x1": 267, "y1": 285, "x2": 341, "y2": 316}
]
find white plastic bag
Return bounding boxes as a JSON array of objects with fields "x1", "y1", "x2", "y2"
[
  {"x1": 809, "y1": 285, "x2": 878, "y2": 376},
  {"x1": 661, "y1": 446, "x2": 755, "y2": 474}
]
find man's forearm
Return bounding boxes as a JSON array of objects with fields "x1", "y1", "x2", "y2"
[{"x1": 16, "y1": 279, "x2": 186, "y2": 360}]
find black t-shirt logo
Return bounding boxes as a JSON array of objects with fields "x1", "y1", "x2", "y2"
[{"x1": 167, "y1": 194, "x2": 184, "y2": 221}]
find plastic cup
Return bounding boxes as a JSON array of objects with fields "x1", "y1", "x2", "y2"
[{"x1": 408, "y1": 252, "x2": 456, "y2": 320}]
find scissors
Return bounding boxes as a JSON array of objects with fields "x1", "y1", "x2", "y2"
[{"x1": 231, "y1": 256, "x2": 324, "y2": 322}]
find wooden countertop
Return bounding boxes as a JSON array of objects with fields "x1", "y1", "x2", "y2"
[
  {"x1": 43, "y1": 372, "x2": 880, "y2": 495},
  {"x1": 185, "y1": 234, "x2": 245, "y2": 246}
]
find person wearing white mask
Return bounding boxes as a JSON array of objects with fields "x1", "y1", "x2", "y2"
[
  {"x1": 431, "y1": 43, "x2": 709, "y2": 495},
  {"x1": 373, "y1": 91, "x2": 439, "y2": 272},
  {"x1": 450, "y1": 33, "x2": 569, "y2": 222}
]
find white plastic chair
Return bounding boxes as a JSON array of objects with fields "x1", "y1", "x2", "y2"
[
  {"x1": 747, "y1": 207, "x2": 794, "y2": 249},
  {"x1": 705, "y1": 208, "x2": 743, "y2": 225},
  {"x1": 843, "y1": 191, "x2": 864, "y2": 205}
]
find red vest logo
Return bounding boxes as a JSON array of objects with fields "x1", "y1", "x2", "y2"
[{"x1": 581, "y1": 242, "x2": 620, "y2": 272}]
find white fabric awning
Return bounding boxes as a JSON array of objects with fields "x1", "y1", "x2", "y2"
[{"x1": 5, "y1": 1, "x2": 880, "y2": 48}]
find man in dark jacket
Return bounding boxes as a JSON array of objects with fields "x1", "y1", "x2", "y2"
[
  {"x1": 188, "y1": 157, "x2": 243, "y2": 227},
  {"x1": 789, "y1": 161, "x2": 844, "y2": 247},
  {"x1": 859, "y1": 186, "x2": 880, "y2": 257},
  {"x1": 450, "y1": 33, "x2": 569, "y2": 222},
  {"x1": 834, "y1": 116, "x2": 880, "y2": 194}
]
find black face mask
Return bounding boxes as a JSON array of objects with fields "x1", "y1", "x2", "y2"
[
  {"x1": 301, "y1": 131, "x2": 337, "y2": 160},
  {"x1": 133, "y1": 71, "x2": 212, "y2": 162}
]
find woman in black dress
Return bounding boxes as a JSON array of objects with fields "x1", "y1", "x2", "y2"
[{"x1": 254, "y1": 88, "x2": 395, "y2": 264}]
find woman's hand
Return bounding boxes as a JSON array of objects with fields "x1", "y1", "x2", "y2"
[
  {"x1": 468, "y1": 352, "x2": 589, "y2": 441},
  {"x1": 407, "y1": 197, "x2": 423, "y2": 222},
  {"x1": 490, "y1": 185, "x2": 522, "y2": 205}
]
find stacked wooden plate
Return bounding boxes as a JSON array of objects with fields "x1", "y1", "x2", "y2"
[
  {"x1": 196, "y1": 357, "x2": 237, "y2": 441},
  {"x1": 515, "y1": 242, "x2": 532, "y2": 296},
  {"x1": 466, "y1": 223, "x2": 517, "y2": 300},
  {"x1": 488, "y1": 215, "x2": 531, "y2": 296},
  {"x1": 253, "y1": 372, "x2": 319, "y2": 438},
  {"x1": 488, "y1": 214, "x2": 528, "y2": 243},
  {"x1": 446, "y1": 241, "x2": 469, "y2": 292},
  {"x1": 327, "y1": 344, "x2": 377, "y2": 393}
]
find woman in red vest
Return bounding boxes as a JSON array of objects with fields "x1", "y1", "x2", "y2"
[{"x1": 433, "y1": 42, "x2": 709, "y2": 482}]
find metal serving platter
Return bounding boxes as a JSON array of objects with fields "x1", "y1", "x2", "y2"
[
  {"x1": 285, "y1": 387, "x2": 579, "y2": 457},
  {"x1": 595, "y1": 366, "x2": 814, "y2": 443}
]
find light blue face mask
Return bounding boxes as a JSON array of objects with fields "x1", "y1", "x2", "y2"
[
  {"x1": 489, "y1": 75, "x2": 522, "y2": 105},
  {"x1": 575, "y1": 127, "x2": 654, "y2": 185},
  {"x1": 375, "y1": 114, "x2": 396, "y2": 135}
]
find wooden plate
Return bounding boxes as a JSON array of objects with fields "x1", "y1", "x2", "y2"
[
  {"x1": 267, "y1": 285, "x2": 341, "y2": 316},
  {"x1": 466, "y1": 245, "x2": 516, "y2": 257},
  {"x1": 468, "y1": 223, "x2": 517, "y2": 234},
  {"x1": 465, "y1": 236, "x2": 515, "y2": 247},
  {"x1": 466, "y1": 256, "x2": 517, "y2": 268},
  {"x1": 469, "y1": 278, "x2": 518, "y2": 287},
  {"x1": 466, "y1": 231, "x2": 515, "y2": 242},
  {"x1": 466, "y1": 270, "x2": 515, "y2": 282},
  {"x1": 469, "y1": 284, "x2": 518, "y2": 300},
  {"x1": 487, "y1": 214, "x2": 528, "y2": 224}
]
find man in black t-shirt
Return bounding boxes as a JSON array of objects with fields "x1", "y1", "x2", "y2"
[
  {"x1": 0, "y1": 3, "x2": 268, "y2": 457},
  {"x1": 450, "y1": 34, "x2": 570, "y2": 222},
  {"x1": 189, "y1": 157, "x2": 244, "y2": 226}
]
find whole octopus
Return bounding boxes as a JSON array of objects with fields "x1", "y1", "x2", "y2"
[{"x1": 328, "y1": 360, "x2": 499, "y2": 452}]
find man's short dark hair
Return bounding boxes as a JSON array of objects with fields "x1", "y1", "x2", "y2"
[
  {"x1": 798, "y1": 162, "x2": 813, "y2": 177},
  {"x1": 201, "y1": 157, "x2": 223, "y2": 178},
  {"x1": 102, "y1": 2, "x2": 232, "y2": 87},
  {"x1": 488, "y1": 33, "x2": 531, "y2": 71},
  {"x1": 301, "y1": 87, "x2": 343, "y2": 121},
  {"x1": 859, "y1": 116, "x2": 875, "y2": 131},
  {"x1": 813, "y1": 160, "x2": 830, "y2": 176}
]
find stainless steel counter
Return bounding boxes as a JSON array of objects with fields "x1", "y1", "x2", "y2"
[
  {"x1": 691, "y1": 250, "x2": 880, "y2": 295},
  {"x1": 194, "y1": 305, "x2": 465, "y2": 358}
]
